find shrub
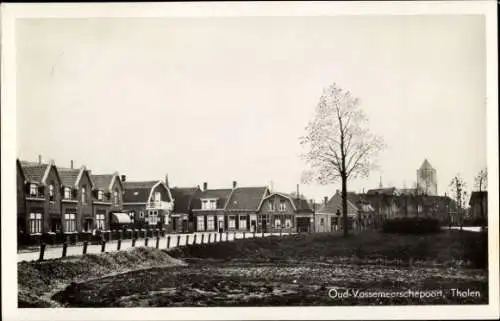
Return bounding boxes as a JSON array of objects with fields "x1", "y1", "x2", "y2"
[
  {"x1": 382, "y1": 217, "x2": 441, "y2": 234},
  {"x1": 462, "y1": 230, "x2": 488, "y2": 269}
]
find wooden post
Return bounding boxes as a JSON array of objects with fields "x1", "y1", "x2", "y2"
[
  {"x1": 243, "y1": 231, "x2": 246, "y2": 239},
  {"x1": 101, "y1": 241, "x2": 106, "y2": 253},
  {"x1": 201, "y1": 233, "x2": 205, "y2": 244},
  {"x1": 145, "y1": 237, "x2": 149, "y2": 247},
  {"x1": 186, "y1": 234, "x2": 190, "y2": 246},
  {"x1": 177, "y1": 235, "x2": 181, "y2": 247},
  {"x1": 132, "y1": 238, "x2": 136, "y2": 247},
  {"x1": 117, "y1": 239, "x2": 121, "y2": 251},
  {"x1": 193, "y1": 234, "x2": 197, "y2": 245},
  {"x1": 156, "y1": 235, "x2": 160, "y2": 249},
  {"x1": 208, "y1": 233, "x2": 212, "y2": 243},
  {"x1": 62, "y1": 242, "x2": 68, "y2": 258},
  {"x1": 233, "y1": 231, "x2": 236, "y2": 240},
  {"x1": 82, "y1": 241, "x2": 88, "y2": 255},
  {"x1": 167, "y1": 235, "x2": 171, "y2": 248},
  {"x1": 226, "y1": 231, "x2": 229, "y2": 241},
  {"x1": 253, "y1": 230, "x2": 256, "y2": 238},
  {"x1": 39, "y1": 243, "x2": 46, "y2": 261}
]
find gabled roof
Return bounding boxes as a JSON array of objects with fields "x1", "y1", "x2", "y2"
[
  {"x1": 19, "y1": 160, "x2": 61, "y2": 186},
  {"x1": 259, "y1": 192, "x2": 314, "y2": 213},
  {"x1": 225, "y1": 186, "x2": 270, "y2": 211},
  {"x1": 58, "y1": 166, "x2": 94, "y2": 189},
  {"x1": 91, "y1": 172, "x2": 123, "y2": 192},
  {"x1": 316, "y1": 193, "x2": 358, "y2": 214},
  {"x1": 170, "y1": 187, "x2": 201, "y2": 213},
  {"x1": 366, "y1": 187, "x2": 398, "y2": 196},
  {"x1": 192, "y1": 189, "x2": 233, "y2": 210},
  {"x1": 122, "y1": 180, "x2": 172, "y2": 203}
]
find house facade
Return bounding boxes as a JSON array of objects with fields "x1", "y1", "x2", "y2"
[
  {"x1": 257, "y1": 192, "x2": 314, "y2": 233},
  {"x1": 122, "y1": 178, "x2": 174, "y2": 230},
  {"x1": 169, "y1": 186, "x2": 201, "y2": 233},
  {"x1": 18, "y1": 159, "x2": 63, "y2": 241},
  {"x1": 191, "y1": 183, "x2": 233, "y2": 232},
  {"x1": 224, "y1": 183, "x2": 270, "y2": 233},
  {"x1": 91, "y1": 173, "x2": 127, "y2": 231},
  {"x1": 316, "y1": 191, "x2": 359, "y2": 232},
  {"x1": 58, "y1": 166, "x2": 94, "y2": 239}
]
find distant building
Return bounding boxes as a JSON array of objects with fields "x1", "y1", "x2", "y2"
[
  {"x1": 468, "y1": 191, "x2": 488, "y2": 222},
  {"x1": 417, "y1": 159, "x2": 438, "y2": 196}
]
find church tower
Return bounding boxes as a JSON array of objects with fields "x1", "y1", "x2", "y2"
[{"x1": 416, "y1": 159, "x2": 437, "y2": 196}]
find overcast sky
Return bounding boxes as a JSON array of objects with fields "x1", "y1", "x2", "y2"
[{"x1": 16, "y1": 15, "x2": 486, "y2": 201}]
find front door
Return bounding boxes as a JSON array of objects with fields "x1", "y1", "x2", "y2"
[
  {"x1": 172, "y1": 217, "x2": 178, "y2": 232},
  {"x1": 51, "y1": 219, "x2": 62, "y2": 233},
  {"x1": 262, "y1": 217, "x2": 267, "y2": 233}
]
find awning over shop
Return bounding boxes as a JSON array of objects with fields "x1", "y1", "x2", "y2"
[{"x1": 111, "y1": 212, "x2": 132, "y2": 224}]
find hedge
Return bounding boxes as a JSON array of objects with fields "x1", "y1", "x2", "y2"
[{"x1": 382, "y1": 217, "x2": 441, "y2": 234}]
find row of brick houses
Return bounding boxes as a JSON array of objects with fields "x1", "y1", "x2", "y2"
[{"x1": 16, "y1": 157, "x2": 317, "y2": 246}]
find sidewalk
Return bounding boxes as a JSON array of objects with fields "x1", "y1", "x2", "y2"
[{"x1": 17, "y1": 231, "x2": 288, "y2": 262}]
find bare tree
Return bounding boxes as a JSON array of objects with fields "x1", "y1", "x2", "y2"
[
  {"x1": 448, "y1": 174, "x2": 468, "y2": 230},
  {"x1": 300, "y1": 83, "x2": 385, "y2": 236},
  {"x1": 474, "y1": 168, "x2": 488, "y2": 227}
]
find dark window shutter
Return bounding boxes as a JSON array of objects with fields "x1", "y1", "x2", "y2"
[
  {"x1": 38, "y1": 185, "x2": 45, "y2": 196},
  {"x1": 25, "y1": 183, "x2": 30, "y2": 194},
  {"x1": 72, "y1": 189, "x2": 77, "y2": 199}
]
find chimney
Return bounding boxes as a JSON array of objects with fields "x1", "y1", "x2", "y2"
[
  {"x1": 324, "y1": 196, "x2": 328, "y2": 205},
  {"x1": 70, "y1": 160, "x2": 74, "y2": 169},
  {"x1": 121, "y1": 175, "x2": 126, "y2": 182},
  {"x1": 203, "y1": 182, "x2": 207, "y2": 191},
  {"x1": 233, "y1": 181, "x2": 237, "y2": 189},
  {"x1": 296, "y1": 184, "x2": 300, "y2": 198},
  {"x1": 165, "y1": 174, "x2": 169, "y2": 187},
  {"x1": 38, "y1": 155, "x2": 42, "y2": 164}
]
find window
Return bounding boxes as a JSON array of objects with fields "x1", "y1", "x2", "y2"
[
  {"x1": 49, "y1": 184, "x2": 54, "y2": 201},
  {"x1": 154, "y1": 191, "x2": 161, "y2": 202},
  {"x1": 29, "y1": 213, "x2": 42, "y2": 234},
  {"x1": 148, "y1": 210, "x2": 158, "y2": 225},
  {"x1": 197, "y1": 216, "x2": 205, "y2": 231},
  {"x1": 320, "y1": 218, "x2": 325, "y2": 226},
  {"x1": 64, "y1": 213, "x2": 76, "y2": 232},
  {"x1": 285, "y1": 216, "x2": 292, "y2": 228},
  {"x1": 81, "y1": 186, "x2": 87, "y2": 204},
  {"x1": 228, "y1": 216, "x2": 236, "y2": 229},
  {"x1": 139, "y1": 211, "x2": 144, "y2": 218},
  {"x1": 239, "y1": 216, "x2": 247, "y2": 229},
  {"x1": 84, "y1": 219, "x2": 93, "y2": 232},
  {"x1": 64, "y1": 187, "x2": 71, "y2": 199},
  {"x1": 97, "y1": 190, "x2": 104, "y2": 201},
  {"x1": 201, "y1": 199, "x2": 217, "y2": 210},
  {"x1": 210, "y1": 200, "x2": 216, "y2": 209},
  {"x1": 279, "y1": 200, "x2": 286, "y2": 211},
  {"x1": 96, "y1": 214, "x2": 105, "y2": 230},
  {"x1": 274, "y1": 217, "x2": 281, "y2": 228},
  {"x1": 207, "y1": 216, "x2": 215, "y2": 230},
  {"x1": 268, "y1": 201, "x2": 275, "y2": 211},
  {"x1": 129, "y1": 211, "x2": 135, "y2": 222},
  {"x1": 113, "y1": 189, "x2": 119, "y2": 205},
  {"x1": 30, "y1": 184, "x2": 38, "y2": 197}
]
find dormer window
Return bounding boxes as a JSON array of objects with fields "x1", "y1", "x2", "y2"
[
  {"x1": 154, "y1": 191, "x2": 161, "y2": 202},
  {"x1": 30, "y1": 183, "x2": 38, "y2": 197},
  {"x1": 64, "y1": 187, "x2": 71, "y2": 199},
  {"x1": 97, "y1": 190, "x2": 104, "y2": 201},
  {"x1": 201, "y1": 199, "x2": 217, "y2": 210}
]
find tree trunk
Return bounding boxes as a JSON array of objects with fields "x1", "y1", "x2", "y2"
[{"x1": 342, "y1": 175, "x2": 348, "y2": 237}]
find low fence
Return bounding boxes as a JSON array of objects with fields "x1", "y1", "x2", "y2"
[{"x1": 22, "y1": 230, "x2": 292, "y2": 262}]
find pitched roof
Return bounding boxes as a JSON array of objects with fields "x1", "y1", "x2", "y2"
[
  {"x1": 122, "y1": 181, "x2": 171, "y2": 203},
  {"x1": 366, "y1": 187, "x2": 398, "y2": 196},
  {"x1": 19, "y1": 162, "x2": 49, "y2": 184},
  {"x1": 225, "y1": 186, "x2": 269, "y2": 211},
  {"x1": 316, "y1": 193, "x2": 358, "y2": 214},
  {"x1": 290, "y1": 197, "x2": 314, "y2": 213},
  {"x1": 192, "y1": 189, "x2": 233, "y2": 210},
  {"x1": 58, "y1": 168, "x2": 81, "y2": 187},
  {"x1": 91, "y1": 174, "x2": 122, "y2": 192},
  {"x1": 170, "y1": 187, "x2": 201, "y2": 213}
]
